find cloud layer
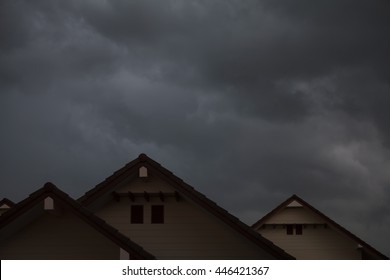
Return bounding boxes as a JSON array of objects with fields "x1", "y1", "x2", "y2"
[{"x1": 1, "y1": 0, "x2": 390, "y2": 255}]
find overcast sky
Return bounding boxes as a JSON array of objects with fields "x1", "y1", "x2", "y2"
[{"x1": 1, "y1": 0, "x2": 390, "y2": 256}]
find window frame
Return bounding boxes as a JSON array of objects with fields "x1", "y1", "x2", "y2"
[
  {"x1": 131, "y1": 205, "x2": 144, "y2": 224},
  {"x1": 286, "y1": 224, "x2": 294, "y2": 235},
  {"x1": 151, "y1": 205, "x2": 164, "y2": 224},
  {"x1": 295, "y1": 224, "x2": 303, "y2": 235}
]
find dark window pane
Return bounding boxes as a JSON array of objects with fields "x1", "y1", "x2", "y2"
[
  {"x1": 131, "y1": 205, "x2": 143, "y2": 224},
  {"x1": 151, "y1": 205, "x2": 164, "y2": 224},
  {"x1": 296, "y1": 224, "x2": 303, "y2": 235},
  {"x1": 286, "y1": 224, "x2": 293, "y2": 235}
]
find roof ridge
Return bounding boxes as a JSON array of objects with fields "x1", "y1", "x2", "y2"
[
  {"x1": 252, "y1": 194, "x2": 388, "y2": 260},
  {"x1": 0, "y1": 198, "x2": 15, "y2": 207},
  {"x1": 0, "y1": 182, "x2": 155, "y2": 259},
  {"x1": 78, "y1": 153, "x2": 294, "y2": 259},
  {"x1": 78, "y1": 155, "x2": 142, "y2": 203}
]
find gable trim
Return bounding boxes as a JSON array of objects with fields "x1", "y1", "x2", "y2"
[
  {"x1": 0, "y1": 182, "x2": 155, "y2": 260},
  {"x1": 0, "y1": 198, "x2": 15, "y2": 209},
  {"x1": 78, "y1": 153, "x2": 294, "y2": 260},
  {"x1": 252, "y1": 194, "x2": 388, "y2": 260}
]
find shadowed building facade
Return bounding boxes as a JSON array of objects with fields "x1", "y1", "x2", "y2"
[
  {"x1": 0, "y1": 183, "x2": 154, "y2": 260},
  {"x1": 0, "y1": 154, "x2": 387, "y2": 259},
  {"x1": 78, "y1": 153, "x2": 292, "y2": 260},
  {"x1": 252, "y1": 195, "x2": 388, "y2": 260},
  {"x1": 0, "y1": 154, "x2": 292, "y2": 260}
]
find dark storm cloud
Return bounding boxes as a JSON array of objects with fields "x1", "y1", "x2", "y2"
[
  {"x1": 1, "y1": 0, "x2": 390, "y2": 255},
  {"x1": 69, "y1": 0, "x2": 316, "y2": 120}
]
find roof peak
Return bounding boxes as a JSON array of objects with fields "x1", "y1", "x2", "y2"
[
  {"x1": 78, "y1": 153, "x2": 294, "y2": 259},
  {"x1": 43, "y1": 182, "x2": 57, "y2": 190},
  {"x1": 138, "y1": 153, "x2": 149, "y2": 162},
  {"x1": 0, "y1": 198, "x2": 15, "y2": 207},
  {"x1": 252, "y1": 194, "x2": 389, "y2": 259}
]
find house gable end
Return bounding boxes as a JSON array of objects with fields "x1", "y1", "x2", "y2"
[
  {"x1": 0, "y1": 183, "x2": 154, "y2": 260},
  {"x1": 79, "y1": 154, "x2": 294, "y2": 260},
  {"x1": 252, "y1": 195, "x2": 388, "y2": 260}
]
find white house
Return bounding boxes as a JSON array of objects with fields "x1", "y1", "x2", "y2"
[
  {"x1": 252, "y1": 194, "x2": 388, "y2": 260},
  {"x1": 0, "y1": 183, "x2": 154, "y2": 259},
  {"x1": 78, "y1": 153, "x2": 293, "y2": 260}
]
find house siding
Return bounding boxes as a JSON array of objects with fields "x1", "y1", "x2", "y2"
[
  {"x1": 265, "y1": 207, "x2": 323, "y2": 224},
  {"x1": 259, "y1": 225, "x2": 361, "y2": 259},
  {"x1": 96, "y1": 176, "x2": 275, "y2": 259},
  {"x1": 0, "y1": 211, "x2": 119, "y2": 260},
  {"x1": 256, "y1": 206, "x2": 362, "y2": 259}
]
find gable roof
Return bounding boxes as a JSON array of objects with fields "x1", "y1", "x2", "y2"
[
  {"x1": 0, "y1": 198, "x2": 15, "y2": 208},
  {"x1": 78, "y1": 153, "x2": 294, "y2": 259},
  {"x1": 252, "y1": 194, "x2": 388, "y2": 260},
  {"x1": 0, "y1": 182, "x2": 155, "y2": 260}
]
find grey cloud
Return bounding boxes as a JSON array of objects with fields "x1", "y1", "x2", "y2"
[{"x1": 1, "y1": 0, "x2": 390, "y2": 256}]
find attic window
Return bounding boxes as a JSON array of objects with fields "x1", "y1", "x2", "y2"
[
  {"x1": 296, "y1": 224, "x2": 303, "y2": 235},
  {"x1": 286, "y1": 224, "x2": 303, "y2": 235},
  {"x1": 151, "y1": 205, "x2": 164, "y2": 224},
  {"x1": 131, "y1": 205, "x2": 144, "y2": 224},
  {"x1": 139, "y1": 166, "x2": 148, "y2": 178},
  {"x1": 44, "y1": 197, "x2": 54, "y2": 210}
]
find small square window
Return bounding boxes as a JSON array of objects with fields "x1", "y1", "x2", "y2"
[
  {"x1": 296, "y1": 224, "x2": 303, "y2": 235},
  {"x1": 286, "y1": 224, "x2": 293, "y2": 235},
  {"x1": 131, "y1": 205, "x2": 143, "y2": 224},
  {"x1": 151, "y1": 205, "x2": 164, "y2": 224}
]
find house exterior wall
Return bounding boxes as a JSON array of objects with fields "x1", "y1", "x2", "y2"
[
  {"x1": 0, "y1": 211, "x2": 119, "y2": 260},
  {"x1": 259, "y1": 225, "x2": 361, "y2": 259},
  {"x1": 256, "y1": 207, "x2": 362, "y2": 259},
  {"x1": 264, "y1": 207, "x2": 323, "y2": 224},
  {"x1": 95, "y1": 176, "x2": 275, "y2": 259}
]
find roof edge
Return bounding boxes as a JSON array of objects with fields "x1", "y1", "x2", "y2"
[
  {"x1": 0, "y1": 182, "x2": 155, "y2": 260},
  {"x1": 78, "y1": 153, "x2": 294, "y2": 259},
  {"x1": 252, "y1": 194, "x2": 389, "y2": 260}
]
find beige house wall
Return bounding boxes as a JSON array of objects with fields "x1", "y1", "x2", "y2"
[
  {"x1": 265, "y1": 207, "x2": 323, "y2": 224},
  {"x1": 256, "y1": 206, "x2": 362, "y2": 259},
  {"x1": 0, "y1": 211, "x2": 120, "y2": 260},
  {"x1": 96, "y1": 176, "x2": 274, "y2": 259},
  {"x1": 259, "y1": 225, "x2": 361, "y2": 259}
]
